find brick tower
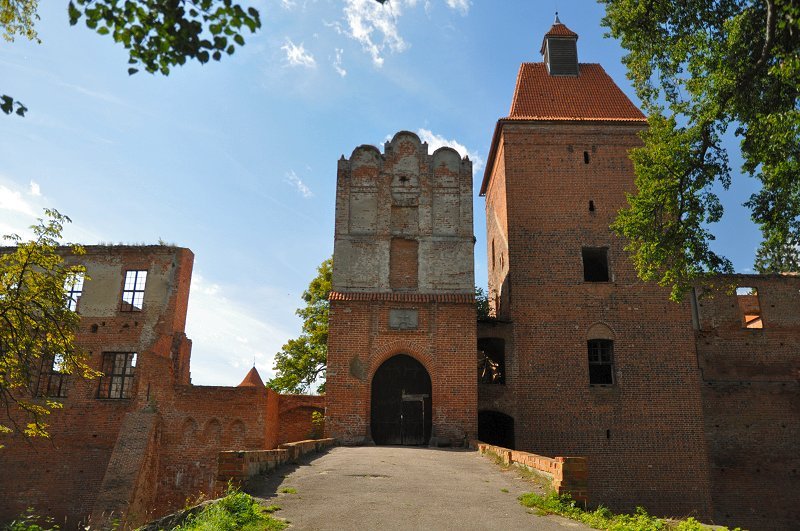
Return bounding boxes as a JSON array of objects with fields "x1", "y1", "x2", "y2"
[
  {"x1": 326, "y1": 131, "x2": 477, "y2": 446},
  {"x1": 478, "y1": 18, "x2": 713, "y2": 517}
]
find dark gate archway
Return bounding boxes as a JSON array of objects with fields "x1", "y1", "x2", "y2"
[
  {"x1": 371, "y1": 354, "x2": 432, "y2": 445},
  {"x1": 478, "y1": 410, "x2": 515, "y2": 449}
]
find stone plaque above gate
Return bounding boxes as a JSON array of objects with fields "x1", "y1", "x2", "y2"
[{"x1": 389, "y1": 309, "x2": 418, "y2": 330}]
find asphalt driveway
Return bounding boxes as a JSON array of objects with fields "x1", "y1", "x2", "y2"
[{"x1": 248, "y1": 446, "x2": 589, "y2": 531}]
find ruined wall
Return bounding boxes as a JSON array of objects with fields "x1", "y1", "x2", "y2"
[
  {"x1": 327, "y1": 131, "x2": 477, "y2": 445},
  {"x1": 487, "y1": 122, "x2": 713, "y2": 518},
  {"x1": 695, "y1": 274, "x2": 800, "y2": 530},
  {"x1": 149, "y1": 381, "x2": 278, "y2": 516},
  {"x1": 484, "y1": 138, "x2": 510, "y2": 319},
  {"x1": 0, "y1": 246, "x2": 287, "y2": 528},
  {"x1": 0, "y1": 246, "x2": 195, "y2": 527}
]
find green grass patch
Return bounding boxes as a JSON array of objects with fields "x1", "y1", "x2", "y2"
[
  {"x1": 174, "y1": 489, "x2": 287, "y2": 531},
  {"x1": 500, "y1": 488, "x2": 509, "y2": 493},
  {"x1": 263, "y1": 505, "x2": 281, "y2": 514},
  {"x1": 519, "y1": 492, "x2": 741, "y2": 531},
  {"x1": 4, "y1": 508, "x2": 60, "y2": 530},
  {"x1": 278, "y1": 487, "x2": 297, "y2": 494}
]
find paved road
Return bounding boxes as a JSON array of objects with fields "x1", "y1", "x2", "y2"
[{"x1": 248, "y1": 446, "x2": 589, "y2": 531}]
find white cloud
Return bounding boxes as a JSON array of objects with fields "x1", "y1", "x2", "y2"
[
  {"x1": 342, "y1": 0, "x2": 408, "y2": 67},
  {"x1": 28, "y1": 180, "x2": 41, "y2": 197},
  {"x1": 280, "y1": 0, "x2": 296, "y2": 9},
  {"x1": 445, "y1": 0, "x2": 470, "y2": 15},
  {"x1": 185, "y1": 274, "x2": 293, "y2": 386},
  {"x1": 285, "y1": 169, "x2": 313, "y2": 197},
  {"x1": 333, "y1": 48, "x2": 347, "y2": 77},
  {"x1": 281, "y1": 38, "x2": 317, "y2": 68},
  {"x1": 0, "y1": 184, "x2": 37, "y2": 217},
  {"x1": 416, "y1": 128, "x2": 484, "y2": 175},
  {"x1": 339, "y1": 0, "x2": 470, "y2": 67}
]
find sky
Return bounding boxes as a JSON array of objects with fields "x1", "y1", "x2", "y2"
[{"x1": 0, "y1": 0, "x2": 765, "y2": 387}]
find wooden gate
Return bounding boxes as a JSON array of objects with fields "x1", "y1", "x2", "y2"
[{"x1": 371, "y1": 355, "x2": 432, "y2": 445}]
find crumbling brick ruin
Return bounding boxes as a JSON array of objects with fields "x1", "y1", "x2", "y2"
[
  {"x1": 0, "y1": 246, "x2": 322, "y2": 528},
  {"x1": 0, "y1": 17, "x2": 797, "y2": 531}
]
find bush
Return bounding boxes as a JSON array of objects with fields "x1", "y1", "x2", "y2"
[{"x1": 174, "y1": 490, "x2": 286, "y2": 531}]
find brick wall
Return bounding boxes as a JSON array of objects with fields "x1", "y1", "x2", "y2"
[
  {"x1": 278, "y1": 394, "x2": 325, "y2": 444},
  {"x1": 484, "y1": 122, "x2": 713, "y2": 519},
  {"x1": 326, "y1": 297, "x2": 477, "y2": 445},
  {"x1": 695, "y1": 274, "x2": 800, "y2": 530}
]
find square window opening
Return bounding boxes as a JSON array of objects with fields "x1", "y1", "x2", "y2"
[
  {"x1": 36, "y1": 354, "x2": 69, "y2": 398},
  {"x1": 97, "y1": 352, "x2": 136, "y2": 399},
  {"x1": 588, "y1": 339, "x2": 614, "y2": 385},
  {"x1": 583, "y1": 247, "x2": 609, "y2": 282},
  {"x1": 121, "y1": 270, "x2": 147, "y2": 311},
  {"x1": 736, "y1": 287, "x2": 763, "y2": 329},
  {"x1": 65, "y1": 272, "x2": 84, "y2": 312}
]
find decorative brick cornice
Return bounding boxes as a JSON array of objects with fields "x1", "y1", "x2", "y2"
[{"x1": 329, "y1": 291, "x2": 474, "y2": 304}]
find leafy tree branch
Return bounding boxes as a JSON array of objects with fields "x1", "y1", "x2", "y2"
[{"x1": 602, "y1": 0, "x2": 800, "y2": 298}]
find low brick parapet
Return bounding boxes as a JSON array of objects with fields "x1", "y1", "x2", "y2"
[
  {"x1": 472, "y1": 441, "x2": 588, "y2": 505},
  {"x1": 216, "y1": 438, "x2": 336, "y2": 491}
]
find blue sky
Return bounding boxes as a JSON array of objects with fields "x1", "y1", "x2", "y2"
[{"x1": 0, "y1": 0, "x2": 764, "y2": 387}]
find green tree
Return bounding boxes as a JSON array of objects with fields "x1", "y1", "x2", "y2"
[
  {"x1": 267, "y1": 258, "x2": 331, "y2": 395},
  {"x1": 601, "y1": 0, "x2": 800, "y2": 300},
  {"x1": 2, "y1": 0, "x2": 261, "y2": 116},
  {"x1": 0, "y1": 210, "x2": 99, "y2": 447},
  {"x1": 475, "y1": 286, "x2": 490, "y2": 319}
]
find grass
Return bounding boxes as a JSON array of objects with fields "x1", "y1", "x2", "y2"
[
  {"x1": 500, "y1": 488, "x2": 509, "y2": 493},
  {"x1": 519, "y1": 492, "x2": 741, "y2": 531},
  {"x1": 278, "y1": 487, "x2": 297, "y2": 494},
  {"x1": 173, "y1": 489, "x2": 287, "y2": 531}
]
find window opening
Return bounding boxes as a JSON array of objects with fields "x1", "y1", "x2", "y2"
[
  {"x1": 98, "y1": 352, "x2": 136, "y2": 399},
  {"x1": 583, "y1": 151, "x2": 590, "y2": 164},
  {"x1": 491, "y1": 240, "x2": 496, "y2": 268},
  {"x1": 582, "y1": 247, "x2": 609, "y2": 282},
  {"x1": 37, "y1": 354, "x2": 69, "y2": 398},
  {"x1": 478, "y1": 338, "x2": 506, "y2": 384},
  {"x1": 588, "y1": 339, "x2": 614, "y2": 385},
  {"x1": 65, "y1": 272, "x2": 84, "y2": 312},
  {"x1": 122, "y1": 270, "x2": 147, "y2": 311},
  {"x1": 588, "y1": 200, "x2": 595, "y2": 212},
  {"x1": 736, "y1": 287, "x2": 763, "y2": 329}
]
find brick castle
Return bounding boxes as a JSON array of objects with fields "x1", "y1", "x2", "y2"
[{"x1": 1, "y1": 17, "x2": 798, "y2": 531}]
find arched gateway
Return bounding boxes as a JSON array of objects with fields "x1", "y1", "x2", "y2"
[{"x1": 371, "y1": 355, "x2": 432, "y2": 445}]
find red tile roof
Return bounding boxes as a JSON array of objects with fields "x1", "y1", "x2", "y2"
[
  {"x1": 479, "y1": 63, "x2": 646, "y2": 195},
  {"x1": 545, "y1": 22, "x2": 578, "y2": 38},
  {"x1": 238, "y1": 366, "x2": 265, "y2": 388},
  {"x1": 509, "y1": 63, "x2": 646, "y2": 122}
]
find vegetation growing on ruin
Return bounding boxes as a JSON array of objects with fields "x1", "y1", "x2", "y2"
[
  {"x1": 519, "y1": 492, "x2": 741, "y2": 531},
  {"x1": 173, "y1": 490, "x2": 287, "y2": 531}
]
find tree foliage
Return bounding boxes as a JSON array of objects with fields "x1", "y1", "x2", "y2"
[
  {"x1": 2, "y1": 0, "x2": 262, "y2": 116},
  {"x1": 267, "y1": 258, "x2": 331, "y2": 395},
  {"x1": 0, "y1": 210, "x2": 99, "y2": 447},
  {"x1": 67, "y1": 0, "x2": 261, "y2": 76},
  {"x1": 602, "y1": 0, "x2": 800, "y2": 299}
]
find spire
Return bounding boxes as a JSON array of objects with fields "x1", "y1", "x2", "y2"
[
  {"x1": 540, "y1": 15, "x2": 579, "y2": 76},
  {"x1": 238, "y1": 366, "x2": 265, "y2": 387}
]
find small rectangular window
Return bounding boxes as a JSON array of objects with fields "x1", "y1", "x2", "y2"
[
  {"x1": 121, "y1": 270, "x2": 147, "y2": 311},
  {"x1": 97, "y1": 352, "x2": 136, "y2": 399},
  {"x1": 37, "y1": 354, "x2": 69, "y2": 398},
  {"x1": 65, "y1": 272, "x2": 84, "y2": 312},
  {"x1": 588, "y1": 339, "x2": 614, "y2": 385},
  {"x1": 582, "y1": 247, "x2": 609, "y2": 282},
  {"x1": 736, "y1": 287, "x2": 763, "y2": 329}
]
